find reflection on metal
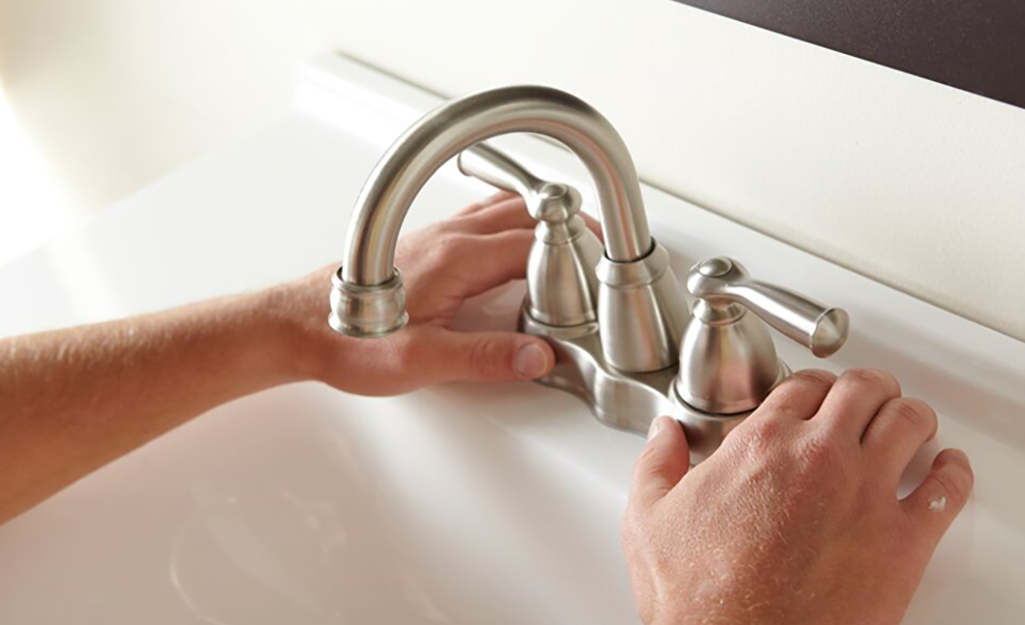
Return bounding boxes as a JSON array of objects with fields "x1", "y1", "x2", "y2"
[
  {"x1": 331, "y1": 86, "x2": 848, "y2": 460},
  {"x1": 329, "y1": 85, "x2": 687, "y2": 373},
  {"x1": 520, "y1": 313, "x2": 791, "y2": 463}
]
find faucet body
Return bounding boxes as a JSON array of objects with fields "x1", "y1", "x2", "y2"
[
  {"x1": 330, "y1": 85, "x2": 848, "y2": 461},
  {"x1": 343, "y1": 86, "x2": 651, "y2": 282},
  {"x1": 457, "y1": 144, "x2": 603, "y2": 327},
  {"x1": 332, "y1": 85, "x2": 687, "y2": 373}
]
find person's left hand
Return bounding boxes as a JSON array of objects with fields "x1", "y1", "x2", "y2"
[
  {"x1": 620, "y1": 368, "x2": 973, "y2": 625},
  {"x1": 272, "y1": 191, "x2": 600, "y2": 395}
]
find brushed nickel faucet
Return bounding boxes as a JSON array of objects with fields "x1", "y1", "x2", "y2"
[{"x1": 329, "y1": 85, "x2": 848, "y2": 461}]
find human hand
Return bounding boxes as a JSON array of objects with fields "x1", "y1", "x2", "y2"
[
  {"x1": 621, "y1": 368, "x2": 974, "y2": 625},
  {"x1": 274, "y1": 191, "x2": 600, "y2": 396}
]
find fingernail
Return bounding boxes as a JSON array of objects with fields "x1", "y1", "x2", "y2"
[
  {"x1": 648, "y1": 416, "x2": 669, "y2": 441},
  {"x1": 945, "y1": 448, "x2": 970, "y2": 464},
  {"x1": 514, "y1": 342, "x2": 549, "y2": 379}
]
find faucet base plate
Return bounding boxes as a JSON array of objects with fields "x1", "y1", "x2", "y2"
[{"x1": 520, "y1": 310, "x2": 790, "y2": 463}]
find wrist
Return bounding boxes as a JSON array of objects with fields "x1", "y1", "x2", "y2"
[{"x1": 248, "y1": 284, "x2": 327, "y2": 385}]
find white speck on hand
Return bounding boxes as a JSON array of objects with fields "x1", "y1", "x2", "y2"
[{"x1": 928, "y1": 496, "x2": 947, "y2": 512}]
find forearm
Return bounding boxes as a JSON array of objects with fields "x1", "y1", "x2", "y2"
[
  {"x1": 0, "y1": 196, "x2": 559, "y2": 524},
  {"x1": 0, "y1": 286, "x2": 316, "y2": 523}
]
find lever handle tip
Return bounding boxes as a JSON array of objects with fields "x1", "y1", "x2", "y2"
[
  {"x1": 810, "y1": 307, "x2": 850, "y2": 358},
  {"x1": 687, "y1": 256, "x2": 850, "y2": 358}
]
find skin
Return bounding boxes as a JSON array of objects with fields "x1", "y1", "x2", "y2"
[
  {"x1": 622, "y1": 369, "x2": 974, "y2": 625},
  {"x1": 0, "y1": 191, "x2": 588, "y2": 523},
  {"x1": 0, "y1": 192, "x2": 972, "y2": 623}
]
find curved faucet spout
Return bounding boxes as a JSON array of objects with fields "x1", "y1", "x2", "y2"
[
  {"x1": 342, "y1": 85, "x2": 653, "y2": 286},
  {"x1": 333, "y1": 85, "x2": 688, "y2": 373}
]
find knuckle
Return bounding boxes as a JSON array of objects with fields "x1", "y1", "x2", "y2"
[
  {"x1": 436, "y1": 234, "x2": 473, "y2": 265},
  {"x1": 636, "y1": 440, "x2": 666, "y2": 467},
  {"x1": 795, "y1": 429, "x2": 841, "y2": 470},
  {"x1": 465, "y1": 197, "x2": 494, "y2": 213},
  {"x1": 503, "y1": 196, "x2": 528, "y2": 214},
  {"x1": 929, "y1": 469, "x2": 971, "y2": 508},
  {"x1": 763, "y1": 391, "x2": 801, "y2": 417},
  {"x1": 750, "y1": 415, "x2": 786, "y2": 438},
  {"x1": 888, "y1": 398, "x2": 935, "y2": 433},
  {"x1": 469, "y1": 335, "x2": 507, "y2": 376},
  {"x1": 790, "y1": 368, "x2": 837, "y2": 387},
  {"x1": 489, "y1": 190, "x2": 517, "y2": 204},
  {"x1": 765, "y1": 369, "x2": 835, "y2": 417},
  {"x1": 843, "y1": 367, "x2": 898, "y2": 390},
  {"x1": 729, "y1": 417, "x2": 785, "y2": 454}
]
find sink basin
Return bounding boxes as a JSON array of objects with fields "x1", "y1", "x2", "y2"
[
  {"x1": 1, "y1": 53, "x2": 1024, "y2": 624},
  {"x1": 0, "y1": 356, "x2": 639, "y2": 624}
]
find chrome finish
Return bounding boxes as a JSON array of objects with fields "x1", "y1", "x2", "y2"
[
  {"x1": 676, "y1": 257, "x2": 850, "y2": 414},
  {"x1": 331, "y1": 85, "x2": 687, "y2": 371},
  {"x1": 458, "y1": 145, "x2": 602, "y2": 327}
]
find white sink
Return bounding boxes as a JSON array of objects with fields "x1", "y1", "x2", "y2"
[
  {"x1": 1, "y1": 54, "x2": 1024, "y2": 624},
  {"x1": 0, "y1": 359, "x2": 639, "y2": 624}
]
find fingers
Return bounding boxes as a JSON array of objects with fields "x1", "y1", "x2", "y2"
[
  {"x1": 451, "y1": 196, "x2": 536, "y2": 234},
  {"x1": 861, "y1": 397, "x2": 938, "y2": 480},
  {"x1": 580, "y1": 211, "x2": 603, "y2": 241},
  {"x1": 453, "y1": 193, "x2": 604, "y2": 242},
  {"x1": 459, "y1": 229, "x2": 535, "y2": 297},
  {"x1": 415, "y1": 328, "x2": 555, "y2": 383},
  {"x1": 628, "y1": 416, "x2": 690, "y2": 510},
  {"x1": 814, "y1": 368, "x2": 902, "y2": 436},
  {"x1": 754, "y1": 369, "x2": 837, "y2": 421},
  {"x1": 901, "y1": 448, "x2": 974, "y2": 547},
  {"x1": 451, "y1": 214, "x2": 598, "y2": 297},
  {"x1": 454, "y1": 191, "x2": 519, "y2": 216}
]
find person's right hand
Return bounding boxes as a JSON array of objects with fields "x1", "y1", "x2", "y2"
[
  {"x1": 621, "y1": 368, "x2": 974, "y2": 625},
  {"x1": 272, "y1": 191, "x2": 601, "y2": 396}
]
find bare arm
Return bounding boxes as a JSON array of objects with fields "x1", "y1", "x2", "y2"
[
  {"x1": 0, "y1": 192, "x2": 577, "y2": 524},
  {"x1": 0, "y1": 289, "x2": 309, "y2": 522}
]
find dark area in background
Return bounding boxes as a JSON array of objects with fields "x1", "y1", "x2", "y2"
[{"x1": 672, "y1": 0, "x2": 1025, "y2": 109}]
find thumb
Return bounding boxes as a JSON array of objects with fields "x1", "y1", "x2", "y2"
[
  {"x1": 428, "y1": 329, "x2": 555, "y2": 383},
  {"x1": 629, "y1": 416, "x2": 690, "y2": 510}
]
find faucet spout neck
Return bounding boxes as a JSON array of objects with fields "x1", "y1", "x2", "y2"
[{"x1": 342, "y1": 85, "x2": 652, "y2": 286}]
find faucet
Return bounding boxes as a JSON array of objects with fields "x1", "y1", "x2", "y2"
[
  {"x1": 329, "y1": 85, "x2": 686, "y2": 373},
  {"x1": 330, "y1": 85, "x2": 849, "y2": 461}
]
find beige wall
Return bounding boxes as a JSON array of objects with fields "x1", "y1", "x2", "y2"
[{"x1": 1, "y1": 0, "x2": 1023, "y2": 339}]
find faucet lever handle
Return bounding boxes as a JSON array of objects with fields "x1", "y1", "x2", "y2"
[
  {"x1": 457, "y1": 144, "x2": 581, "y2": 223},
  {"x1": 457, "y1": 144, "x2": 540, "y2": 197},
  {"x1": 458, "y1": 143, "x2": 604, "y2": 328},
  {"x1": 687, "y1": 257, "x2": 849, "y2": 358}
]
